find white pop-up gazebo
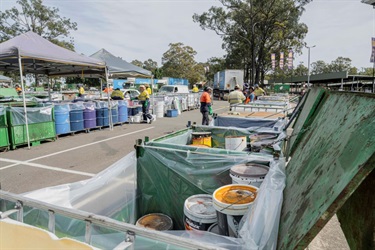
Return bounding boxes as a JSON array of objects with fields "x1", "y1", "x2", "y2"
[{"x1": 0, "y1": 31, "x2": 108, "y2": 148}]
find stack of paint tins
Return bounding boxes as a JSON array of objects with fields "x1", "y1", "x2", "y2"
[
  {"x1": 183, "y1": 194, "x2": 217, "y2": 232},
  {"x1": 155, "y1": 101, "x2": 165, "y2": 118},
  {"x1": 212, "y1": 184, "x2": 258, "y2": 237},
  {"x1": 229, "y1": 163, "x2": 269, "y2": 187},
  {"x1": 136, "y1": 213, "x2": 173, "y2": 231}
]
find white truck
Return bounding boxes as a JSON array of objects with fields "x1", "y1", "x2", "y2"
[{"x1": 213, "y1": 69, "x2": 244, "y2": 99}]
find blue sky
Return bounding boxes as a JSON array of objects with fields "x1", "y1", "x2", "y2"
[{"x1": 0, "y1": 0, "x2": 374, "y2": 70}]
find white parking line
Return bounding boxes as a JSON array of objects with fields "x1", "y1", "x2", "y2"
[
  {"x1": 0, "y1": 158, "x2": 95, "y2": 177},
  {"x1": 24, "y1": 126, "x2": 154, "y2": 162},
  {"x1": 0, "y1": 126, "x2": 154, "y2": 176}
]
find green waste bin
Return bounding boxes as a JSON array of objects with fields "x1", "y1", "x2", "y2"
[
  {"x1": 6, "y1": 106, "x2": 56, "y2": 149},
  {"x1": 0, "y1": 106, "x2": 9, "y2": 150}
]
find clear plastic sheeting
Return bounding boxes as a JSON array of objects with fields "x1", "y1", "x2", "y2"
[
  {"x1": 7, "y1": 106, "x2": 53, "y2": 125},
  {"x1": 69, "y1": 102, "x2": 85, "y2": 111},
  {"x1": 22, "y1": 151, "x2": 137, "y2": 237},
  {"x1": 0, "y1": 106, "x2": 6, "y2": 126},
  {"x1": 95, "y1": 101, "x2": 108, "y2": 109},
  {"x1": 110, "y1": 100, "x2": 118, "y2": 109},
  {"x1": 239, "y1": 158, "x2": 286, "y2": 250},
  {"x1": 137, "y1": 143, "x2": 273, "y2": 230},
  {"x1": 83, "y1": 102, "x2": 96, "y2": 110},
  {"x1": 137, "y1": 143, "x2": 284, "y2": 249}
]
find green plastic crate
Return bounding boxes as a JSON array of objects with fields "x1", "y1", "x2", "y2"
[{"x1": 6, "y1": 106, "x2": 56, "y2": 149}]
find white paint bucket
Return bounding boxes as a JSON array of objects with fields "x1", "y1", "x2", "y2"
[
  {"x1": 225, "y1": 136, "x2": 247, "y2": 151},
  {"x1": 136, "y1": 213, "x2": 173, "y2": 231},
  {"x1": 183, "y1": 194, "x2": 217, "y2": 231},
  {"x1": 132, "y1": 115, "x2": 142, "y2": 123},
  {"x1": 230, "y1": 163, "x2": 269, "y2": 187},
  {"x1": 156, "y1": 101, "x2": 164, "y2": 118},
  {"x1": 213, "y1": 184, "x2": 258, "y2": 237}
]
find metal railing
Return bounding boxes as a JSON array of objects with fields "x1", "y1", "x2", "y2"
[{"x1": 0, "y1": 190, "x2": 225, "y2": 250}]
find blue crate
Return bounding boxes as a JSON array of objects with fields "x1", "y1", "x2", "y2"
[{"x1": 166, "y1": 109, "x2": 178, "y2": 117}]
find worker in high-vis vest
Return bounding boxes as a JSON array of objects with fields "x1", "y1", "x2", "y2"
[
  {"x1": 228, "y1": 85, "x2": 246, "y2": 110},
  {"x1": 145, "y1": 84, "x2": 152, "y2": 95},
  {"x1": 192, "y1": 84, "x2": 199, "y2": 93},
  {"x1": 111, "y1": 88, "x2": 124, "y2": 100},
  {"x1": 138, "y1": 85, "x2": 154, "y2": 124}
]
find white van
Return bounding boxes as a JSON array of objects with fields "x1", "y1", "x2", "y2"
[{"x1": 158, "y1": 85, "x2": 189, "y2": 94}]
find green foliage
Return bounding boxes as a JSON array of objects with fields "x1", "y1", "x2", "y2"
[
  {"x1": 131, "y1": 58, "x2": 162, "y2": 78},
  {"x1": 311, "y1": 57, "x2": 354, "y2": 74},
  {"x1": 65, "y1": 77, "x2": 99, "y2": 87},
  {"x1": 161, "y1": 42, "x2": 205, "y2": 84},
  {"x1": 130, "y1": 59, "x2": 143, "y2": 68},
  {"x1": 152, "y1": 68, "x2": 163, "y2": 79},
  {"x1": 205, "y1": 57, "x2": 226, "y2": 83},
  {"x1": 311, "y1": 60, "x2": 329, "y2": 74},
  {"x1": 143, "y1": 59, "x2": 158, "y2": 71},
  {"x1": 328, "y1": 57, "x2": 352, "y2": 73},
  {"x1": 0, "y1": 0, "x2": 77, "y2": 50},
  {"x1": 193, "y1": 0, "x2": 308, "y2": 84},
  {"x1": 294, "y1": 62, "x2": 308, "y2": 76},
  {"x1": 358, "y1": 67, "x2": 374, "y2": 76}
]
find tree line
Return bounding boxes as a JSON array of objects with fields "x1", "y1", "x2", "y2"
[{"x1": 0, "y1": 0, "x2": 373, "y2": 88}]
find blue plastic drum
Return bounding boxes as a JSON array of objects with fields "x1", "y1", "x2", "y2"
[
  {"x1": 83, "y1": 102, "x2": 96, "y2": 129},
  {"x1": 95, "y1": 101, "x2": 109, "y2": 127},
  {"x1": 69, "y1": 103, "x2": 84, "y2": 131},
  {"x1": 103, "y1": 107, "x2": 109, "y2": 126},
  {"x1": 54, "y1": 104, "x2": 70, "y2": 134},
  {"x1": 118, "y1": 100, "x2": 128, "y2": 123},
  {"x1": 96, "y1": 107, "x2": 104, "y2": 127},
  {"x1": 111, "y1": 107, "x2": 118, "y2": 124}
]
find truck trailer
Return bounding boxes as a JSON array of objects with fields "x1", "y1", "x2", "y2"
[{"x1": 213, "y1": 69, "x2": 244, "y2": 98}]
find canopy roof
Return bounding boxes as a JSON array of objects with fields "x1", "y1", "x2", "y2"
[
  {"x1": 90, "y1": 49, "x2": 152, "y2": 78},
  {"x1": 0, "y1": 31, "x2": 106, "y2": 77}
]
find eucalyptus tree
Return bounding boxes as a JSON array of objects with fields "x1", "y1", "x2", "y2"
[
  {"x1": 0, "y1": 0, "x2": 77, "y2": 50},
  {"x1": 143, "y1": 59, "x2": 158, "y2": 71},
  {"x1": 193, "y1": 0, "x2": 311, "y2": 85},
  {"x1": 130, "y1": 59, "x2": 143, "y2": 68},
  {"x1": 293, "y1": 62, "x2": 308, "y2": 76},
  {"x1": 205, "y1": 57, "x2": 227, "y2": 83},
  {"x1": 0, "y1": 0, "x2": 77, "y2": 85},
  {"x1": 311, "y1": 60, "x2": 329, "y2": 75},
  {"x1": 161, "y1": 42, "x2": 204, "y2": 84},
  {"x1": 328, "y1": 57, "x2": 352, "y2": 73}
]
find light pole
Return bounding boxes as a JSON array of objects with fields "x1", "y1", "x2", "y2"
[
  {"x1": 251, "y1": 22, "x2": 259, "y2": 85},
  {"x1": 306, "y1": 45, "x2": 316, "y2": 88}
]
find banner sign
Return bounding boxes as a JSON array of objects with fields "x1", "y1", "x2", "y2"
[
  {"x1": 280, "y1": 52, "x2": 284, "y2": 70},
  {"x1": 288, "y1": 50, "x2": 293, "y2": 69},
  {"x1": 371, "y1": 37, "x2": 375, "y2": 63},
  {"x1": 271, "y1": 53, "x2": 276, "y2": 70}
]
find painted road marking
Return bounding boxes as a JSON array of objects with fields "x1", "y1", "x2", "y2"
[
  {"x1": 0, "y1": 126, "x2": 154, "y2": 176},
  {"x1": 0, "y1": 158, "x2": 95, "y2": 177}
]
